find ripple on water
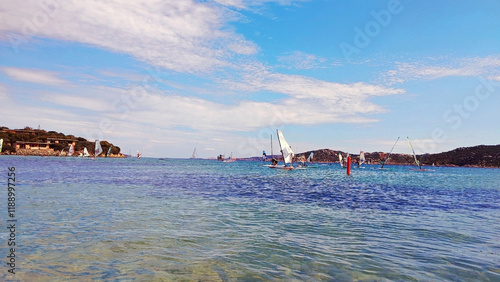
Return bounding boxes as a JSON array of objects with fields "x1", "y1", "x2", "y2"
[{"x1": 1, "y1": 157, "x2": 499, "y2": 280}]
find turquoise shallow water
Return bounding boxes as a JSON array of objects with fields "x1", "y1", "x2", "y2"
[{"x1": 1, "y1": 156, "x2": 499, "y2": 280}]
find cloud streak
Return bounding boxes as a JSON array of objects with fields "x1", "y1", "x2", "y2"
[
  {"x1": 384, "y1": 55, "x2": 500, "y2": 84},
  {"x1": 278, "y1": 51, "x2": 327, "y2": 70},
  {"x1": 2, "y1": 67, "x2": 68, "y2": 85}
]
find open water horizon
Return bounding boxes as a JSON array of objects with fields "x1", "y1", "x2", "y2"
[{"x1": 1, "y1": 156, "x2": 499, "y2": 280}]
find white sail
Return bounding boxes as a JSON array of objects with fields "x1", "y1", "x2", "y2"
[
  {"x1": 106, "y1": 145, "x2": 113, "y2": 157},
  {"x1": 307, "y1": 152, "x2": 314, "y2": 163},
  {"x1": 277, "y1": 130, "x2": 294, "y2": 166},
  {"x1": 68, "y1": 144, "x2": 74, "y2": 156},
  {"x1": 0, "y1": 138, "x2": 3, "y2": 153},
  {"x1": 360, "y1": 151, "x2": 365, "y2": 165},
  {"x1": 407, "y1": 137, "x2": 421, "y2": 169},
  {"x1": 95, "y1": 140, "x2": 102, "y2": 157},
  {"x1": 338, "y1": 152, "x2": 343, "y2": 167},
  {"x1": 83, "y1": 147, "x2": 90, "y2": 157},
  {"x1": 191, "y1": 147, "x2": 197, "y2": 159}
]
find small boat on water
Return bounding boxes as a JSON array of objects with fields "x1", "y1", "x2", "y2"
[
  {"x1": 358, "y1": 151, "x2": 365, "y2": 168},
  {"x1": 82, "y1": 147, "x2": 90, "y2": 157},
  {"x1": 305, "y1": 152, "x2": 318, "y2": 168},
  {"x1": 222, "y1": 152, "x2": 236, "y2": 163},
  {"x1": 269, "y1": 129, "x2": 294, "y2": 170},
  {"x1": 94, "y1": 140, "x2": 102, "y2": 159},
  {"x1": 407, "y1": 137, "x2": 429, "y2": 171},
  {"x1": 68, "y1": 144, "x2": 74, "y2": 156},
  {"x1": 106, "y1": 145, "x2": 113, "y2": 157},
  {"x1": 262, "y1": 133, "x2": 279, "y2": 167},
  {"x1": 191, "y1": 147, "x2": 197, "y2": 159}
]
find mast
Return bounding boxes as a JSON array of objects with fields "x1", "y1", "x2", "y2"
[
  {"x1": 381, "y1": 137, "x2": 400, "y2": 169},
  {"x1": 407, "y1": 137, "x2": 421, "y2": 169},
  {"x1": 277, "y1": 130, "x2": 284, "y2": 165},
  {"x1": 271, "y1": 134, "x2": 273, "y2": 159}
]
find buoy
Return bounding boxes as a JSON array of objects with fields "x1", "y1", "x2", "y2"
[{"x1": 347, "y1": 156, "x2": 351, "y2": 175}]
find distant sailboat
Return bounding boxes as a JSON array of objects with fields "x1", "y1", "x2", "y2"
[
  {"x1": 358, "y1": 151, "x2": 365, "y2": 168},
  {"x1": 137, "y1": 151, "x2": 141, "y2": 159},
  {"x1": 270, "y1": 129, "x2": 294, "y2": 169},
  {"x1": 307, "y1": 152, "x2": 314, "y2": 163},
  {"x1": 381, "y1": 137, "x2": 400, "y2": 169},
  {"x1": 263, "y1": 134, "x2": 278, "y2": 167},
  {"x1": 0, "y1": 138, "x2": 3, "y2": 153},
  {"x1": 83, "y1": 147, "x2": 90, "y2": 157},
  {"x1": 94, "y1": 140, "x2": 102, "y2": 158},
  {"x1": 68, "y1": 144, "x2": 74, "y2": 156},
  {"x1": 339, "y1": 152, "x2": 344, "y2": 168},
  {"x1": 222, "y1": 152, "x2": 235, "y2": 163},
  {"x1": 407, "y1": 137, "x2": 424, "y2": 170},
  {"x1": 191, "y1": 147, "x2": 197, "y2": 159},
  {"x1": 106, "y1": 145, "x2": 113, "y2": 157}
]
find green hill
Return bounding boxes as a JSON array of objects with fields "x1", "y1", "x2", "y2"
[{"x1": 0, "y1": 126, "x2": 123, "y2": 157}]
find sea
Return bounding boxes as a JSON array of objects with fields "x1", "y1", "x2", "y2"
[{"x1": 0, "y1": 155, "x2": 499, "y2": 281}]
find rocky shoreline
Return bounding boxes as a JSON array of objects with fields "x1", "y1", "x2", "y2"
[{"x1": 1, "y1": 148, "x2": 126, "y2": 158}]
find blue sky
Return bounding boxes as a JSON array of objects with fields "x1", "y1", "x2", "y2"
[{"x1": 1, "y1": 0, "x2": 499, "y2": 158}]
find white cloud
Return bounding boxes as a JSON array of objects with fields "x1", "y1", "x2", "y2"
[
  {"x1": 0, "y1": 0, "x2": 259, "y2": 73},
  {"x1": 41, "y1": 94, "x2": 112, "y2": 112},
  {"x1": 2, "y1": 67, "x2": 67, "y2": 85},
  {"x1": 278, "y1": 51, "x2": 326, "y2": 70},
  {"x1": 221, "y1": 63, "x2": 404, "y2": 122},
  {"x1": 491, "y1": 75, "x2": 500, "y2": 81},
  {"x1": 212, "y1": 0, "x2": 246, "y2": 9},
  {"x1": 212, "y1": 0, "x2": 308, "y2": 9},
  {"x1": 384, "y1": 55, "x2": 500, "y2": 84}
]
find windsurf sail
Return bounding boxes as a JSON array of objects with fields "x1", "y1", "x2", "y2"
[
  {"x1": 95, "y1": 140, "x2": 102, "y2": 157},
  {"x1": 381, "y1": 137, "x2": 400, "y2": 169},
  {"x1": 106, "y1": 145, "x2": 113, "y2": 157},
  {"x1": 276, "y1": 129, "x2": 294, "y2": 167},
  {"x1": 359, "y1": 151, "x2": 365, "y2": 166},
  {"x1": 407, "y1": 137, "x2": 422, "y2": 169},
  {"x1": 83, "y1": 147, "x2": 90, "y2": 157},
  {"x1": 191, "y1": 147, "x2": 197, "y2": 159},
  {"x1": 339, "y1": 152, "x2": 343, "y2": 167},
  {"x1": 0, "y1": 138, "x2": 3, "y2": 153},
  {"x1": 262, "y1": 150, "x2": 266, "y2": 161},
  {"x1": 68, "y1": 144, "x2": 74, "y2": 156},
  {"x1": 307, "y1": 152, "x2": 314, "y2": 163}
]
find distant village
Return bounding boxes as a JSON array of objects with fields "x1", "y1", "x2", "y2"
[{"x1": 0, "y1": 126, "x2": 124, "y2": 157}]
